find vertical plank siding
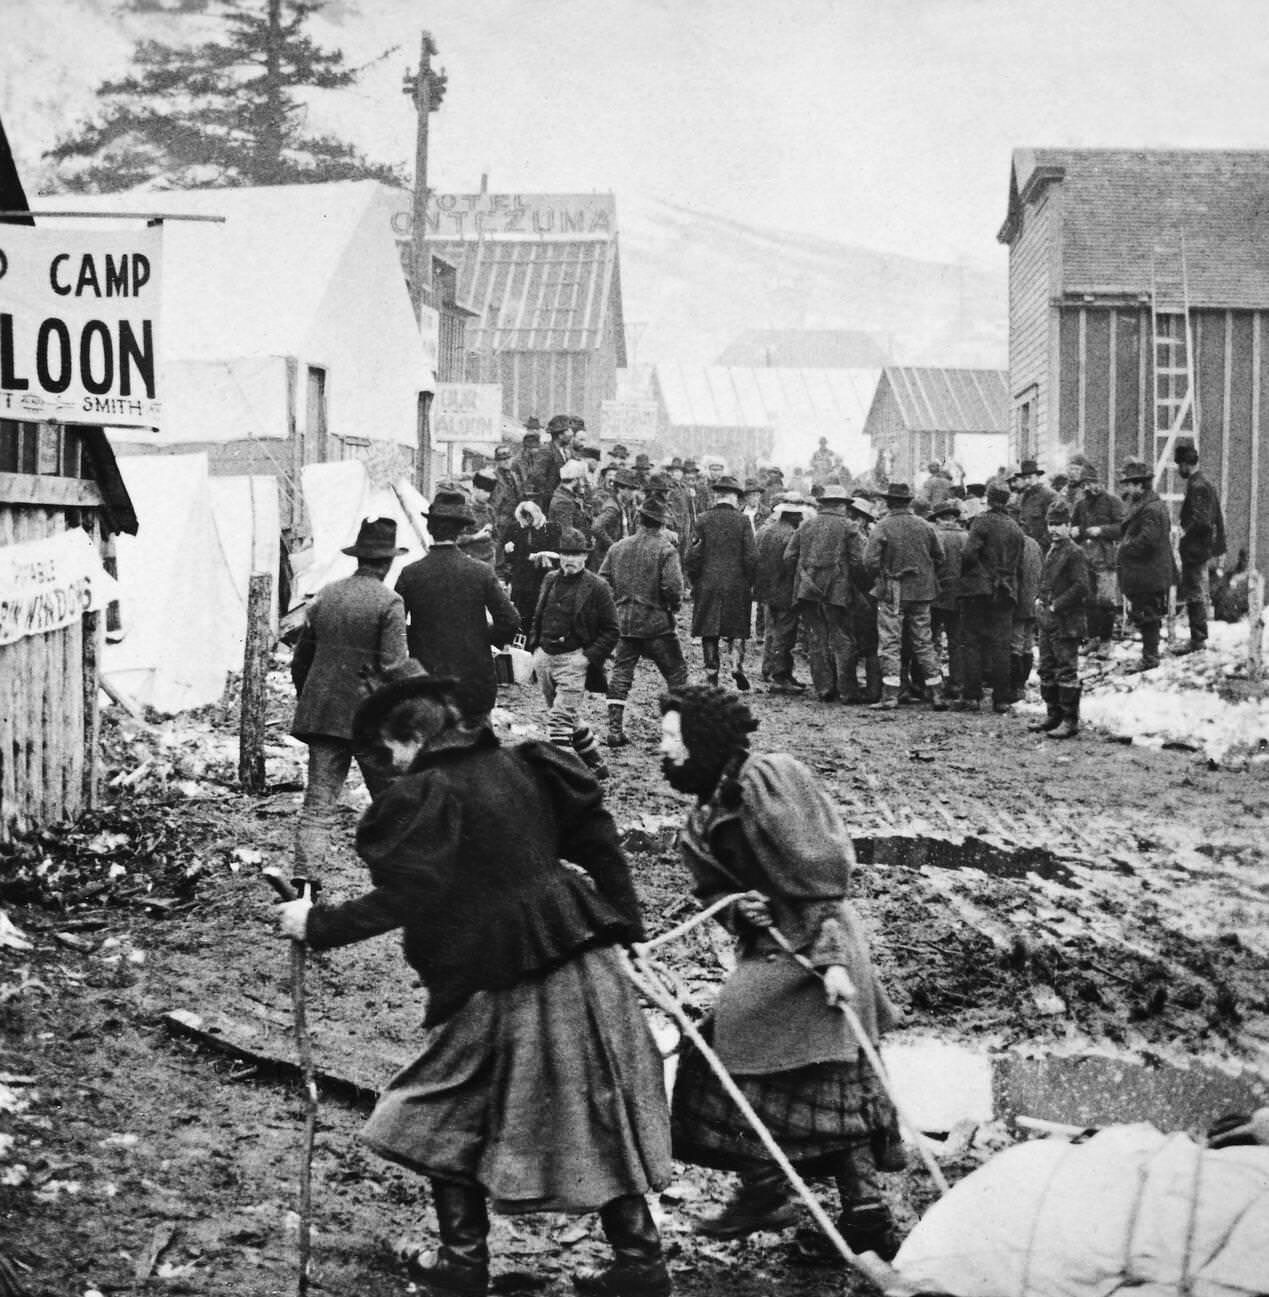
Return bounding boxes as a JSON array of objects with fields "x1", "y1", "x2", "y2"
[{"x1": 0, "y1": 500, "x2": 94, "y2": 841}]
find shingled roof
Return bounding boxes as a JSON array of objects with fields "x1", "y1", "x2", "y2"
[
  {"x1": 429, "y1": 238, "x2": 626, "y2": 360},
  {"x1": 999, "y1": 149, "x2": 1269, "y2": 308},
  {"x1": 876, "y1": 367, "x2": 1008, "y2": 434}
]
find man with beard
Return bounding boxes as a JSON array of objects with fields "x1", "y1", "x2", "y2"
[
  {"x1": 549, "y1": 459, "x2": 591, "y2": 534},
  {"x1": 598, "y1": 497, "x2": 688, "y2": 748},
  {"x1": 1116, "y1": 458, "x2": 1173, "y2": 674},
  {"x1": 592, "y1": 468, "x2": 640, "y2": 571},
  {"x1": 685, "y1": 475, "x2": 757, "y2": 690},
  {"x1": 1173, "y1": 437, "x2": 1226, "y2": 655},
  {"x1": 528, "y1": 528, "x2": 619, "y2": 780},
  {"x1": 656, "y1": 686, "x2": 904, "y2": 1260}
]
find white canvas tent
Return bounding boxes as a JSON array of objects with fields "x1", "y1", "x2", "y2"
[
  {"x1": 292, "y1": 459, "x2": 430, "y2": 607},
  {"x1": 104, "y1": 454, "x2": 279, "y2": 713}
]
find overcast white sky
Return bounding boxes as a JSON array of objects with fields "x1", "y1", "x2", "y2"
[{"x1": 9, "y1": 0, "x2": 1269, "y2": 269}]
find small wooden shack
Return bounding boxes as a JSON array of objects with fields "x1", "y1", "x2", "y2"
[{"x1": 1, "y1": 422, "x2": 138, "y2": 841}]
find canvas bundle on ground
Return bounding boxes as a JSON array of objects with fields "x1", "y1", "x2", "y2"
[{"x1": 890, "y1": 1123, "x2": 1269, "y2": 1297}]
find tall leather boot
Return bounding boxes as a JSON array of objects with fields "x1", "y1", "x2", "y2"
[
  {"x1": 605, "y1": 701, "x2": 630, "y2": 747},
  {"x1": 862, "y1": 655, "x2": 883, "y2": 704},
  {"x1": 1128, "y1": 621, "x2": 1161, "y2": 673},
  {"x1": 571, "y1": 726, "x2": 610, "y2": 780},
  {"x1": 407, "y1": 1181, "x2": 490, "y2": 1296},
  {"x1": 731, "y1": 640, "x2": 751, "y2": 692},
  {"x1": 1184, "y1": 600, "x2": 1209, "y2": 653},
  {"x1": 701, "y1": 638, "x2": 720, "y2": 688},
  {"x1": 1028, "y1": 684, "x2": 1063, "y2": 732},
  {"x1": 1049, "y1": 686, "x2": 1081, "y2": 739},
  {"x1": 573, "y1": 1195, "x2": 671, "y2": 1297}
]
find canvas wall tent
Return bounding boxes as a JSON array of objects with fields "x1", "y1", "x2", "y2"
[
  {"x1": 33, "y1": 182, "x2": 436, "y2": 529},
  {"x1": 105, "y1": 454, "x2": 278, "y2": 714},
  {"x1": 652, "y1": 364, "x2": 882, "y2": 472}
]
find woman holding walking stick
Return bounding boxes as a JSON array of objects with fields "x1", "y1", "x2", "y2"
[
  {"x1": 273, "y1": 664, "x2": 673, "y2": 1297},
  {"x1": 656, "y1": 685, "x2": 906, "y2": 1261}
]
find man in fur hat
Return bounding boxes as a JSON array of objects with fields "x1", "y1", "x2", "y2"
[
  {"x1": 658, "y1": 687, "x2": 903, "y2": 1260},
  {"x1": 290, "y1": 517, "x2": 411, "y2": 878}
]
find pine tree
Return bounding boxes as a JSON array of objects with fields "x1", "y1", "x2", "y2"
[{"x1": 45, "y1": 0, "x2": 403, "y2": 191}]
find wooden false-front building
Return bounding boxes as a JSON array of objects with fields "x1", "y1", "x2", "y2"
[
  {"x1": 999, "y1": 148, "x2": 1269, "y2": 570},
  {"x1": 1, "y1": 423, "x2": 138, "y2": 841}
]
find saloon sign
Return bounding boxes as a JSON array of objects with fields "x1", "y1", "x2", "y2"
[
  {"x1": 0, "y1": 225, "x2": 163, "y2": 427},
  {"x1": 432, "y1": 383, "x2": 504, "y2": 443}
]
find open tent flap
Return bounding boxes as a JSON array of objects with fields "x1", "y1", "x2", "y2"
[
  {"x1": 104, "y1": 454, "x2": 278, "y2": 713},
  {"x1": 291, "y1": 459, "x2": 430, "y2": 610}
]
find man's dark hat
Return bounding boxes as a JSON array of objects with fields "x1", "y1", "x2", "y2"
[
  {"x1": 966, "y1": 482, "x2": 987, "y2": 497},
  {"x1": 524, "y1": 416, "x2": 542, "y2": 431},
  {"x1": 712, "y1": 475, "x2": 743, "y2": 495},
  {"x1": 883, "y1": 482, "x2": 914, "y2": 503},
  {"x1": 610, "y1": 443, "x2": 630, "y2": 459},
  {"x1": 1172, "y1": 436, "x2": 1199, "y2": 464},
  {"x1": 613, "y1": 468, "x2": 640, "y2": 489},
  {"x1": 1119, "y1": 457, "x2": 1152, "y2": 483},
  {"x1": 742, "y1": 478, "x2": 764, "y2": 494},
  {"x1": 352, "y1": 660, "x2": 459, "y2": 746},
  {"x1": 580, "y1": 446, "x2": 602, "y2": 461},
  {"x1": 569, "y1": 416, "x2": 586, "y2": 432},
  {"x1": 635, "y1": 452, "x2": 652, "y2": 466},
  {"x1": 1046, "y1": 499, "x2": 1073, "y2": 525},
  {"x1": 428, "y1": 489, "x2": 476, "y2": 525},
  {"x1": 557, "y1": 527, "x2": 593, "y2": 553},
  {"x1": 546, "y1": 414, "x2": 571, "y2": 436},
  {"x1": 669, "y1": 457, "x2": 684, "y2": 470},
  {"x1": 987, "y1": 484, "x2": 1012, "y2": 506},
  {"x1": 472, "y1": 470, "x2": 497, "y2": 491},
  {"x1": 930, "y1": 499, "x2": 962, "y2": 519},
  {"x1": 1019, "y1": 458, "x2": 1044, "y2": 476},
  {"x1": 522, "y1": 431, "x2": 542, "y2": 447},
  {"x1": 342, "y1": 516, "x2": 407, "y2": 558},
  {"x1": 494, "y1": 443, "x2": 513, "y2": 460},
  {"x1": 646, "y1": 471, "x2": 672, "y2": 492},
  {"x1": 639, "y1": 497, "x2": 668, "y2": 524},
  {"x1": 682, "y1": 458, "x2": 699, "y2": 472}
]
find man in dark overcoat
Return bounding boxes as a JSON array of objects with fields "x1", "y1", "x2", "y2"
[
  {"x1": 685, "y1": 475, "x2": 757, "y2": 690},
  {"x1": 863, "y1": 482, "x2": 946, "y2": 710},
  {"x1": 1173, "y1": 437, "x2": 1226, "y2": 655},
  {"x1": 1029, "y1": 499, "x2": 1093, "y2": 739},
  {"x1": 930, "y1": 499, "x2": 967, "y2": 704},
  {"x1": 754, "y1": 497, "x2": 807, "y2": 693},
  {"x1": 395, "y1": 490, "x2": 521, "y2": 725},
  {"x1": 290, "y1": 516, "x2": 410, "y2": 878},
  {"x1": 1071, "y1": 462, "x2": 1124, "y2": 657},
  {"x1": 1116, "y1": 457, "x2": 1173, "y2": 674},
  {"x1": 598, "y1": 497, "x2": 688, "y2": 748},
  {"x1": 1016, "y1": 459, "x2": 1056, "y2": 549},
  {"x1": 591, "y1": 468, "x2": 640, "y2": 571},
  {"x1": 785, "y1": 484, "x2": 863, "y2": 702},
  {"x1": 957, "y1": 483, "x2": 1025, "y2": 712}
]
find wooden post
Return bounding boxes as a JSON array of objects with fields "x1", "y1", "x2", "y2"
[
  {"x1": 1249, "y1": 571, "x2": 1264, "y2": 684},
  {"x1": 238, "y1": 573, "x2": 274, "y2": 794},
  {"x1": 81, "y1": 608, "x2": 100, "y2": 810}
]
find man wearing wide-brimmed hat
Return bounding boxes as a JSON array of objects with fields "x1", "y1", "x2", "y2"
[
  {"x1": 591, "y1": 467, "x2": 641, "y2": 569},
  {"x1": 1015, "y1": 459, "x2": 1056, "y2": 549},
  {"x1": 958, "y1": 483, "x2": 1025, "y2": 712},
  {"x1": 863, "y1": 482, "x2": 947, "y2": 710},
  {"x1": 395, "y1": 490, "x2": 521, "y2": 725},
  {"x1": 290, "y1": 517, "x2": 411, "y2": 878},
  {"x1": 598, "y1": 497, "x2": 689, "y2": 748},
  {"x1": 686, "y1": 474, "x2": 757, "y2": 689},
  {"x1": 1069, "y1": 461, "x2": 1125, "y2": 657},
  {"x1": 1116, "y1": 457, "x2": 1173, "y2": 673}
]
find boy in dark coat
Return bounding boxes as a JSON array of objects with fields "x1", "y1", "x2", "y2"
[
  {"x1": 396, "y1": 491, "x2": 521, "y2": 725},
  {"x1": 686, "y1": 476, "x2": 758, "y2": 690},
  {"x1": 528, "y1": 528, "x2": 620, "y2": 779},
  {"x1": 1115, "y1": 458, "x2": 1173, "y2": 673},
  {"x1": 290, "y1": 516, "x2": 410, "y2": 878},
  {"x1": 1030, "y1": 500, "x2": 1093, "y2": 739}
]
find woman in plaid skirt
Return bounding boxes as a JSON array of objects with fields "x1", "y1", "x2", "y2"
[{"x1": 658, "y1": 686, "x2": 904, "y2": 1261}]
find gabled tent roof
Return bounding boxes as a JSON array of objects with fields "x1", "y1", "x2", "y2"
[
  {"x1": 429, "y1": 236, "x2": 626, "y2": 360},
  {"x1": 875, "y1": 367, "x2": 1008, "y2": 435},
  {"x1": 999, "y1": 148, "x2": 1269, "y2": 307},
  {"x1": 31, "y1": 180, "x2": 410, "y2": 360}
]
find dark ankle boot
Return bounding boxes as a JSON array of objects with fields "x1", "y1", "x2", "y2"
[
  {"x1": 605, "y1": 701, "x2": 630, "y2": 747},
  {"x1": 839, "y1": 1199, "x2": 900, "y2": 1262},
  {"x1": 695, "y1": 1166, "x2": 797, "y2": 1239},
  {"x1": 574, "y1": 1195, "x2": 671, "y2": 1297},
  {"x1": 1028, "y1": 683, "x2": 1063, "y2": 732},
  {"x1": 408, "y1": 1181, "x2": 490, "y2": 1295},
  {"x1": 1049, "y1": 685, "x2": 1081, "y2": 739}
]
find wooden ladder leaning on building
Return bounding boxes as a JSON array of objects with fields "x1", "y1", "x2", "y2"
[{"x1": 1150, "y1": 236, "x2": 1198, "y2": 645}]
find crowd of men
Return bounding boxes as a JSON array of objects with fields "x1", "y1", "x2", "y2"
[{"x1": 286, "y1": 418, "x2": 1226, "y2": 869}]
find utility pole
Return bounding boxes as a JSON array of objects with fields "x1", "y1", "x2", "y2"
[{"x1": 403, "y1": 31, "x2": 447, "y2": 316}]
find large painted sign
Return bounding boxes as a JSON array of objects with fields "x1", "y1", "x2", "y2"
[
  {"x1": 432, "y1": 383, "x2": 504, "y2": 443},
  {"x1": 393, "y1": 194, "x2": 616, "y2": 242},
  {"x1": 0, "y1": 225, "x2": 163, "y2": 427}
]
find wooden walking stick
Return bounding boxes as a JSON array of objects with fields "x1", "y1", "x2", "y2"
[{"x1": 263, "y1": 867, "x2": 318, "y2": 1297}]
